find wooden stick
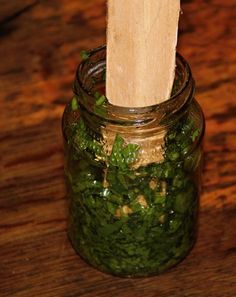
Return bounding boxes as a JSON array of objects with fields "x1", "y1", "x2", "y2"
[{"x1": 106, "y1": 0, "x2": 180, "y2": 107}]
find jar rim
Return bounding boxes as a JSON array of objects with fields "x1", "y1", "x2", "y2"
[
  {"x1": 65, "y1": 45, "x2": 205, "y2": 159},
  {"x1": 74, "y1": 45, "x2": 194, "y2": 123}
]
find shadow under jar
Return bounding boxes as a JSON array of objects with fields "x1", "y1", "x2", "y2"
[{"x1": 62, "y1": 45, "x2": 205, "y2": 278}]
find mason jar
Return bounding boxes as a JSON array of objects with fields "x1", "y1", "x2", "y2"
[{"x1": 62, "y1": 45, "x2": 205, "y2": 277}]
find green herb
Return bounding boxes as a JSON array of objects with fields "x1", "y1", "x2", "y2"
[
  {"x1": 192, "y1": 129, "x2": 200, "y2": 142},
  {"x1": 64, "y1": 96, "x2": 202, "y2": 277},
  {"x1": 109, "y1": 134, "x2": 139, "y2": 169},
  {"x1": 94, "y1": 92, "x2": 106, "y2": 104},
  {"x1": 80, "y1": 50, "x2": 90, "y2": 60},
  {"x1": 71, "y1": 96, "x2": 79, "y2": 111},
  {"x1": 95, "y1": 95, "x2": 106, "y2": 106}
]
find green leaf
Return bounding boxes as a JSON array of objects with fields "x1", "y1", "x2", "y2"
[
  {"x1": 109, "y1": 134, "x2": 139, "y2": 169},
  {"x1": 71, "y1": 96, "x2": 79, "y2": 111},
  {"x1": 80, "y1": 50, "x2": 90, "y2": 60},
  {"x1": 95, "y1": 95, "x2": 106, "y2": 106},
  {"x1": 191, "y1": 129, "x2": 200, "y2": 142},
  {"x1": 98, "y1": 221, "x2": 123, "y2": 236}
]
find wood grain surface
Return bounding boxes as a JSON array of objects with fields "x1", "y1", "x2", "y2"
[{"x1": 0, "y1": 0, "x2": 236, "y2": 296}]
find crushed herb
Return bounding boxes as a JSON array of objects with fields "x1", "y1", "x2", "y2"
[
  {"x1": 80, "y1": 50, "x2": 90, "y2": 60},
  {"x1": 64, "y1": 97, "x2": 202, "y2": 277},
  {"x1": 71, "y1": 96, "x2": 79, "y2": 111}
]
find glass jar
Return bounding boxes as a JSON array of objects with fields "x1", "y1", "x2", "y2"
[{"x1": 62, "y1": 45, "x2": 205, "y2": 277}]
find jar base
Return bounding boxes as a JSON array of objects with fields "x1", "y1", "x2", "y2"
[{"x1": 68, "y1": 232, "x2": 196, "y2": 278}]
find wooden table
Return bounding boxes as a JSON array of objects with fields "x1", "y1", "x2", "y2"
[{"x1": 1, "y1": 0, "x2": 236, "y2": 296}]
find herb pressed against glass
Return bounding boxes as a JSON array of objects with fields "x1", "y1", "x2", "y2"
[{"x1": 62, "y1": 46, "x2": 205, "y2": 277}]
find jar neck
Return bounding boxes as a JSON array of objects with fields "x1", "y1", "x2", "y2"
[{"x1": 74, "y1": 45, "x2": 195, "y2": 133}]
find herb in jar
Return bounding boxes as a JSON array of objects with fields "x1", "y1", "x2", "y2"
[{"x1": 65, "y1": 97, "x2": 201, "y2": 277}]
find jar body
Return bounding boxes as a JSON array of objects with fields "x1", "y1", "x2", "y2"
[{"x1": 62, "y1": 47, "x2": 205, "y2": 277}]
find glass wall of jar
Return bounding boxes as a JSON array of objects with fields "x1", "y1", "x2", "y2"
[{"x1": 62, "y1": 45, "x2": 205, "y2": 277}]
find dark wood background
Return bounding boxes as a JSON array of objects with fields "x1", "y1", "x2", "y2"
[{"x1": 1, "y1": 0, "x2": 236, "y2": 296}]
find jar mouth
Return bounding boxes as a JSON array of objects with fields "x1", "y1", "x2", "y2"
[{"x1": 74, "y1": 45, "x2": 195, "y2": 124}]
